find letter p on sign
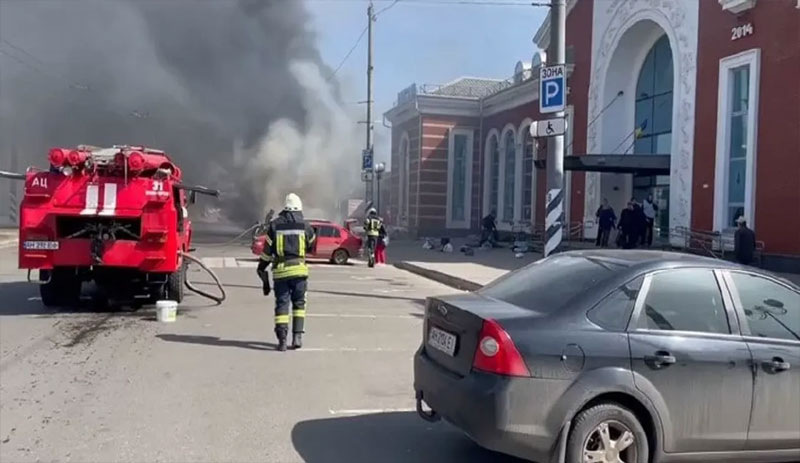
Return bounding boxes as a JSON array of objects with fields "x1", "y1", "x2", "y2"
[{"x1": 539, "y1": 65, "x2": 566, "y2": 114}]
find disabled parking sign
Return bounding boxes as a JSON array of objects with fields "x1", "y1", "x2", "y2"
[{"x1": 539, "y1": 65, "x2": 566, "y2": 114}]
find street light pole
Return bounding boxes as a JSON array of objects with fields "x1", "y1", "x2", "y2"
[
  {"x1": 545, "y1": 0, "x2": 566, "y2": 257},
  {"x1": 365, "y1": 1, "x2": 375, "y2": 204}
]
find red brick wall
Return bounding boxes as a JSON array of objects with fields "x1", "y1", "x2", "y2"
[
  {"x1": 565, "y1": 0, "x2": 593, "y2": 228},
  {"x1": 417, "y1": 115, "x2": 481, "y2": 234},
  {"x1": 693, "y1": 0, "x2": 800, "y2": 255}
]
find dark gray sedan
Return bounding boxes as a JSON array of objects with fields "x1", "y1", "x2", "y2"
[{"x1": 414, "y1": 250, "x2": 800, "y2": 463}]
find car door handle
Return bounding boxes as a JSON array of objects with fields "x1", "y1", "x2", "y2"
[
  {"x1": 645, "y1": 351, "x2": 676, "y2": 368},
  {"x1": 764, "y1": 357, "x2": 791, "y2": 373}
]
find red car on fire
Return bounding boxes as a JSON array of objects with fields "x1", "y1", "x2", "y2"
[{"x1": 251, "y1": 219, "x2": 361, "y2": 265}]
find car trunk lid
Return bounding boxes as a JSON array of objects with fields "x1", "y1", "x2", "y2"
[{"x1": 423, "y1": 293, "x2": 541, "y2": 377}]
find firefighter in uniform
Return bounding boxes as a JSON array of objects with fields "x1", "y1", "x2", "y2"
[
  {"x1": 256, "y1": 193, "x2": 316, "y2": 351},
  {"x1": 364, "y1": 208, "x2": 383, "y2": 268}
]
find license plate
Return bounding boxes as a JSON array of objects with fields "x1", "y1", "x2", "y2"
[
  {"x1": 23, "y1": 241, "x2": 59, "y2": 250},
  {"x1": 428, "y1": 327, "x2": 457, "y2": 356}
]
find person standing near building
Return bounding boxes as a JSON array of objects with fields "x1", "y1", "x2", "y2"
[
  {"x1": 734, "y1": 216, "x2": 756, "y2": 266},
  {"x1": 479, "y1": 210, "x2": 499, "y2": 247},
  {"x1": 364, "y1": 208, "x2": 383, "y2": 268},
  {"x1": 375, "y1": 221, "x2": 388, "y2": 265},
  {"x1": 595, "y1": 198, "x2": 617, "y2": 247},
  {"x1": 618, "y1": 201, "x2": 637, "y2": 249},
  {"x1": 642, "y1": 194, "x2": 659, "y2": 247},
  {"x1": 257, "y1": 193, "x2": 316, "y2": 352}
]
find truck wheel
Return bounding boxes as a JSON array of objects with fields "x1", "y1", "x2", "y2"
[
  {"x1": 39, "y1": 268, "x2": 81, "y2": 308},
  {"x1": 166, "y1": 262, "x2": 185, "y2": 303},
  {"x1": 566, "y1": 403, "x2": 649, "y2": 463},
  {"x1": 331, "y1": 249, "x2": 349, "y2": 265}
]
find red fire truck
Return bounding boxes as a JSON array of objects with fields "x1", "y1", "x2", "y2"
[{"x1": 1, "y1": 145, "x2": 219, "y2": 307}]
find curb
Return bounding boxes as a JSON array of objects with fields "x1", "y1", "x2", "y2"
[{"x1": 394, "y1": 261, "x2": 482, "y2": 292}]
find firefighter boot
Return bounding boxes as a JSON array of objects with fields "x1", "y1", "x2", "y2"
[
  {"x1": 292, "y1": 333, "x2": 303, "y2": 349},
  {"x1": 275, "y1": 326, "x2": 288, "y2": 352}
]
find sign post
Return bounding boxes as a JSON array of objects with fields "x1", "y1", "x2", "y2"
[{"x1": 543, "y1": 0, "x2": 567, "y2": 258}]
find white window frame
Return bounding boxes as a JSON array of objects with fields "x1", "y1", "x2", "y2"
[
  {"x1": 714, "y1": 48, "x2": 760, "y2": 232},
  {"x1": 447, "y1": 128, "x2": 474, "y2": 229},
  {"x1": 498, "y1": 124, "x2": 517, "y2": 230},
  {"x1": 518, "y1": 118, "x2": 535, "y2": 228},
  {"x1": 482, "y1": 130, "x2": 501, "y2": 218}
]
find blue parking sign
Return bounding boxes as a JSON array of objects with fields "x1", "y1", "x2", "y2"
[
  {"x1": 539, "y1": 65, "x2": 566, "y2": 114},
  {"x1": 362, "y1": 149, "x2": 373, "y2": 170}
]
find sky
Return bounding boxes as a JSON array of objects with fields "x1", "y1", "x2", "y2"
[{"x1": 306, "y1": 0, "x2": 549, "y2": 169}]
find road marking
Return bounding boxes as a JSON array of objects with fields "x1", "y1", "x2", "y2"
[
  {"x1": 328, "y1": 408, "x2": 416, "y2": 415},
  {"x1": 223, "y1": 257, "x2": 238, "y2": 268}
]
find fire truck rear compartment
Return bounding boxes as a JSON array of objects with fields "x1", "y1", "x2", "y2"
[{"x1": 56, "y1": 216, "x2": 141, "y2": 240}]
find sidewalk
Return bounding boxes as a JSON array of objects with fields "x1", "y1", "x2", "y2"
[
  {"x1": 390, "y1": 238, "x2": 800, "y2": 291},
  {"x1": 388, "y1": 238, "x2": 540, "y2": 291}
]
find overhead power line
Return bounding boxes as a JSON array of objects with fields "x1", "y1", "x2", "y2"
[{"x1": 327, "y1": 25, "x2": 369, "y2": 81}]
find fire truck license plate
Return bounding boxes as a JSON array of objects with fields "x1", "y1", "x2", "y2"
[
  {"x1": 23, "y1": 241, "x2": 59, "y2": 250},
  {"x1": 428, "y1": 327, "x2": 457, "y2": 356}
]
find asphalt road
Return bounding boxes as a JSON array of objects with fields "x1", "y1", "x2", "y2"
[{"x1": 0, "y1": 240, "x2": 523, "y2": 463}]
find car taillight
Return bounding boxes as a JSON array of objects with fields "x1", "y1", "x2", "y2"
[{"x1": 472, "y1": 319, "x2": 530, "y2": 377}]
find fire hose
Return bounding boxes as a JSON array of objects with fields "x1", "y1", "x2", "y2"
[{"x1": 180, "y1": 251, "x2": 227, "y2": 304}]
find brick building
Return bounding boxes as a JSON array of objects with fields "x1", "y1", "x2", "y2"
[{"x1": 384, "y1": 0, "x2": 800, "y2": 270}]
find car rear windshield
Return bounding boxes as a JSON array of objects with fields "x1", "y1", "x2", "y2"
[{"x1": 478, "y1": 255, "x2": 627, "y2": 312}]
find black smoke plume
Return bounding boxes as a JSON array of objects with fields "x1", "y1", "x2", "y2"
[{"x1": 0, "y1": 0, "x2": 360, "y2": 223}]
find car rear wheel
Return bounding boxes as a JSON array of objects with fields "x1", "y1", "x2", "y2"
[
  {"x1": 566, "y1": 403, "x2": 648, "y2": 463},
  {"x1": 331, "y1": 249, "x2": 349, "y2": 265}
]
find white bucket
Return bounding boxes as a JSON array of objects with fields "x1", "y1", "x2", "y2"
[{"x1": 156, "y1": 300, "x2": 178, "y2": 323}]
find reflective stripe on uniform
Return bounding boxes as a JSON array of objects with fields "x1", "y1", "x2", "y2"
[
  {"x1": 272, "y1": 264, "x2": 308, "y2": 280},
  {"x1": 275, "y1": 314, "x2": 290, "y2": 324},
  {"x1": 292, "y1": 309, "x2": 306, "y2": 318},
  {"x1": 276, "y1": 233, "x2": 284, "y2": 256},
  {"x1": 260, "y1": 253, "x2": 272, "y2": 262},
  {"x1": 299, "y1": 234, "x2": 306, "y2": 258},
  {"x1": 277, "y1": 229, "x2": 305, "y2": 235}
]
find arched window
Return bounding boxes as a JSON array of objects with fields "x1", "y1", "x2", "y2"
[
  {"x1": 633, "y1": 34, "x2": 673, "y2": 241},
  {"x1": 521, "y1": 128, "x2": 535, "y2": 221},
  {"x1": 634, "y1": 35, "x2": 673, "y2": 155},
  {"x1": 502, "y1": 130, "x2": 516, "y2": 222}
]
